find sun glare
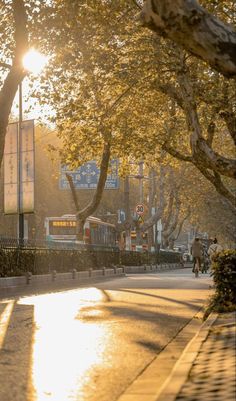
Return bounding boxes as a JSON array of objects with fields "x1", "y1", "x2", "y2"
[
  {"x1": 23, "y1": 49, "x2": 48, "y2": 75},
  {"x1": 18, "y1": 289, "x2": 110, "y2": 401}
]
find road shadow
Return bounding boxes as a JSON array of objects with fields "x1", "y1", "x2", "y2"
[
  {"x1": 111, "y1": 288, "x2": 203, "y2": 311},
  {"x1": 0, "y1": 301, "x2": 35, "y2": 401},
  {"x1": 95, "y1": 286, "x2": 204, "y2": 312}
]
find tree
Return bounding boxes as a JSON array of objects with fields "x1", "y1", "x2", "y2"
[
  {"x1": 0, "y1": 0, "x2": 28, "y2": 167},
  {"x1": 65, "y1": 142, "x2": 111, "y2": 237},
  {"x1": 40, "y1": 0, "x2": 235, "y2": 242},
  {"x1": 159, "y1": 46, "x2": 236, "y2": 210},
  {"x1": 141, "y1": 0, "x2": 236, "y2": 79},
  {"x1": 140, "y1": 159, "x2": 235, "y2": 249},
  {"x1": 173, "y1": 161, "x2": 236, "y2": 245},
  {"x1": 33, "y1": 1, "x2": 152, "y2": 232},
  {"x1": 146, "y1": 164, "x2": 190, "y2": 249},
  {"x1": 2, "y1": 0, "x2": 232, "y2": 232}
]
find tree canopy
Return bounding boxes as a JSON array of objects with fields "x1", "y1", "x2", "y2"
[
  {"x1": 34, "y1": 0, "x2": 235, "y2": 209},
  {"x1": 0, "y1": 0, "x2": 235, "y2": 233}
]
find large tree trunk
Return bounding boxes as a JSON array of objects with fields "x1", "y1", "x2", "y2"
[
  {"x1": 141, "y1": 0, "x2": 236, "y2": 79},
  {"x1": 168, "y1": 208, "x2": 191, "y2": 249},
  {"x1": 140, "y1": 166, "x2": 166, "y2": 234},
  {"x1": 159, "y1": 52, "x2": 236, "y2": 211},
  {"x1": 66, "y1": 142, "x2": 111, "y2": 240},
  {"x1": 0, "y1": 0, "x2": 28, "y2": 167},
  {"x1": 162, "y1": 196, "x2": 181, "y2": 248},
  {"x1": 177, "y1": 68, "x2": 236, "y2": 179}
]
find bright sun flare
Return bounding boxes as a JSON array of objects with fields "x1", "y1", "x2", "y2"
[{"x1": 22, "y1": 49, "x2": 48, "y2": 75}]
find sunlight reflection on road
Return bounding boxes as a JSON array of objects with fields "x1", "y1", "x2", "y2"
[{"x1": 18, "y1": 288, "x2": 109, "y2": 401}]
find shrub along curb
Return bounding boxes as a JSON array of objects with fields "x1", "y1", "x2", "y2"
[{"x1": 204, "y1": 250, "x2": 236, "y2": 319}]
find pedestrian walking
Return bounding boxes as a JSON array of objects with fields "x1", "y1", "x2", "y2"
[
  {"x1": 191, "y1": 237, "x2": 203, "y2": 274},
  {"x1": 208, "y1": 238, "x2": 223, "y2": 262}
]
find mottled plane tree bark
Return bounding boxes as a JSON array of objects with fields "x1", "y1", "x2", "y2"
[
  {"x1": 141, "y1": 0, "x2": 236, "y2": 79},
  {"x1": 156, "y1": 49, "x2": 236, "y2": 211}
]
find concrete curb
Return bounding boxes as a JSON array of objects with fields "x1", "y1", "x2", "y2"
[
  {"x1": 0, "y1": 263, "x2": 182, "y2": 299},
  {"x1": 154, "y1": 312, "x2": 218, "y2": 401},
  {"x1": 0, "y1": 269, "x2": 125, "y2": 299},
  {"x1": 124, "y1": 263, "x2": 181, "y2": 274}
]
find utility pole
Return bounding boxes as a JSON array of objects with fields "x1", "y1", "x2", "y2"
[
  {"x1": 138, "y1": 161, "x2": 144, "y2": 203},
  {"x1": 148, "y1": 168, "x2": 155, "y2": 251},
  {"x1": 126, "y1": 161, "x2": 148, "y2": 248},
  {"x1": 18, "y1": 81, "x2": 24, "y2": 246},
  {"x1": 124, "y1": 176, "x2": 131, "y2": 250}
]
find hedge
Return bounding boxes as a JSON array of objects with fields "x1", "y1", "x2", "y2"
[
  {"x1": 204, "y1": 250, "x2": 236, "y2": 318},
  {"x1": 0, "y1": 247, "x2": 181, "y2": 277}
]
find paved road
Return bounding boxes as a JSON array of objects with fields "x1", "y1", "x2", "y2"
[{"x1": 0, "y1": 269, "x2": 212, "y2": 401}]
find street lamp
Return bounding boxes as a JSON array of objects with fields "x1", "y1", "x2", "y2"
[
  {"x1": 1, "y1": 49, "x2": 48, "y2": 244},
  {"x1": 19, "y1": 49, "x2": 48, "y2": 244}
]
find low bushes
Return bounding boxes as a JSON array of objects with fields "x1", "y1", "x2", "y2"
[
  {"x1": 0, "y1": 246, "x2": 181, "y2": 277},
  {"x1": 204, "y1": 250, "x2": 236, "y2": 318},
  {"x1": 0, "y1": 247, "x2": 120, "y2": 277}
]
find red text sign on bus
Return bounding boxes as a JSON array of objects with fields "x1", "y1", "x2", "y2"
[{"x1": 135, "y1": 204, "x2": 145, "y2": 215}]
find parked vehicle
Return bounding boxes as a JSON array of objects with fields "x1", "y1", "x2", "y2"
[{"x1": 45, "y1": 214, "x2": 117, "y2": 248}]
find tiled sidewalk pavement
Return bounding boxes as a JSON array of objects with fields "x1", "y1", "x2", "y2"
[
  {"x1": 158, "y1": 312, "x2": 236, "y2": 401},
  {"x1": 175, "y1": 312, "x2": 236, "y2": 401}
]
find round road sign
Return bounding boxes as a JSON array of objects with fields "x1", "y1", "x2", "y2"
[{"x1": 135, "y1": 204, "x2": 145, "y2": 215}]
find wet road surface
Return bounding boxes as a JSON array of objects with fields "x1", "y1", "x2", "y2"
[{"x1": 0, "y1": 269, "x2": 212, "y2": 401}]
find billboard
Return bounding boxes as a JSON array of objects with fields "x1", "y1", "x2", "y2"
[
  {"x1": 60, "y1": 159, "x2": 119, "y2": 190},
  {"x1": 4, "y1": 120, "x2": 35, "y2": 214},
  {"x1": 20, "y1": 120, "x2": 35, "y2": 213},
  {"x1": 4, "y1": 123, "x2": 18, "y2": 214}
]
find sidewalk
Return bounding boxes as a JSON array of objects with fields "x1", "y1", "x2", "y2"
[
  {"x1": 157, "y1": 312, "x2": 236, "y2": 401},
  {"x1": 117, "y1": 311, "x2": 236, "y2": 401}
]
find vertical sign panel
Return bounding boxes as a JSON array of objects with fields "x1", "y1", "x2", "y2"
[
  {"x1": 4, "y1": 123, "x2": 18, "y2": 214},
  {"x1": 20, "y1": 120, "x2": 35, "y2": 213}
]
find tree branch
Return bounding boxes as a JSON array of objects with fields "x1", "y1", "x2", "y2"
[
  {"x1": 163, "y1": 189, "x2": 174, "y2": 232},
  {"x1": 141, "y1": 0, "x2": 236, "y2": 79},
  {"x1": 131, "y1": 0, "x2": 142, "y2": 10},
  {"x1": 177, "y1": 64, "x2": 236, "y2": 179},
  {"x1": 76, "y1": 141, "x2": 111, "y2": 221},
  {"x1": 13, "y1": 0, "x2": 28, "y2": 66},
  {"x1": 206, "y1": 121, "x2": 216, "y2": 147},
  {"x1": 162, "y1": 142, "x2": 193, "y2": 162},
  {"x1": 0, "y1": 0, "x2": 28, "y2": 166},
  {"x1": 219, "y1": 110, "x2": 236, "y2": 146},
  {"x1": 66, "y1": 173, "x2": 79, "y2": 211},
  {"x1": 140, "y1": 166, "x2": 166, "y2": 233},
  {"x1": 155, "y1": 82, "x2": 184, "y2": 109},
  {"x1": 196, "y1": 164, "x2": 236, "y2": 212},
  {"x1": 173, "y1": 207, "x2": 191, "y2": 241},
  {"x1": 163, "y1": 195, "x2": 181, "y2": 238}
]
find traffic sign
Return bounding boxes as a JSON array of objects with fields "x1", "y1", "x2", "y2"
[
  {"x1": 137, "y1": 215, "x2": 144, "y2": 224},
  {"x1": 135, "y1": 204, "x2": 145, "y2": 215},
  {"x1": 60, "y1": 159, "x2": 119, "y2": 190}
]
